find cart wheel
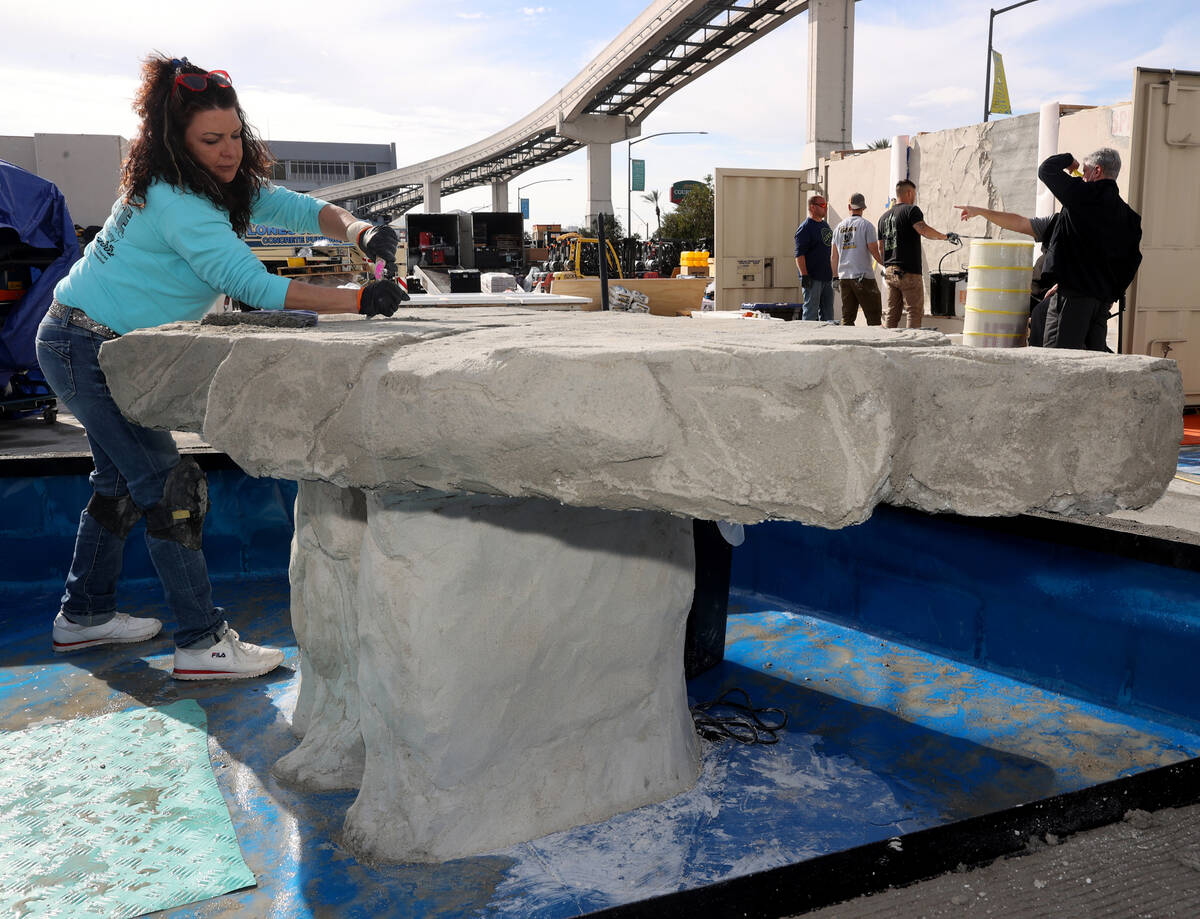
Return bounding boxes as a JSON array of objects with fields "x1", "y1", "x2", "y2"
[{"x1": 43, "y1": 407, "x2": 58, "y2": 424}]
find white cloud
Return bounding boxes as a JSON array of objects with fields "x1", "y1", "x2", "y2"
[{"x1": 911, "y1": 87, "x2": 976, "y2": 109}]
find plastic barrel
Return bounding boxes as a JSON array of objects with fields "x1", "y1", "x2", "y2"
[{"x1": 961, "y1": 240, "x2": 1034, "y2": 348}]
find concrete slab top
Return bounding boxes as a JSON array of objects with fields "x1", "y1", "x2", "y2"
[{"x1": 100, "y1": 308, "x2": 1182, "y2": 528}]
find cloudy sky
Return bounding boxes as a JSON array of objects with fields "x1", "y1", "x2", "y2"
[{"x1": 5, "y1": 0, "x2": 1198, "y2": 229}]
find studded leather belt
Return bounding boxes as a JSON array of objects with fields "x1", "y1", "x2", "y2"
[{"x1": 48, "y1": 301, "x2": 121, "y2": 339}]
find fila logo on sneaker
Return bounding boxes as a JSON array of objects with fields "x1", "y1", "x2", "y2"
[{"x1": 213, "y1": 651, "x2": 226, "y2": 658}]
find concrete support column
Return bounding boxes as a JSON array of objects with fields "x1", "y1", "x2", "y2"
[
  {"x1": 490, "y1": 181, "x2": 509, "y2": 213},
  {"x1": 423, "y1": 177, "x2": 441, "y2": 214},
  {"x1": 556, "y1": 113, "x2": 640, "y2": 225},
  {"x1": 585, "y1": 142, "x2": 614, "y2": 226},
  {"x1": 801, "y1": 0, "x2": 854, "y2": 170}
]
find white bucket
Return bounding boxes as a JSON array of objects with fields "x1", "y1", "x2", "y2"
[{"x1": 962, "y1": 240, "x2": 1034, "y2": 348}]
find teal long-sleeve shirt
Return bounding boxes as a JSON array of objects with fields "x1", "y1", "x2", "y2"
[{"x1": 55, "y1": 180, "x2": 328, "y2": 334}]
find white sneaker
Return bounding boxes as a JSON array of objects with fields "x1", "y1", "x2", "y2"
[
  {"x1": 172, "y1": 628, "x2": 285, "y2": 681},
  {"x1": 52, "y1": 611, "x2": 163, "y2": 653}
]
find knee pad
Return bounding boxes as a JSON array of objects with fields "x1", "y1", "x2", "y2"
[
  {"x1": 145, "y1": 457, "x2": 209, "y2": 550},
  {"x1": 85, "y1": 492, "x2": 143, "y2": 539}
]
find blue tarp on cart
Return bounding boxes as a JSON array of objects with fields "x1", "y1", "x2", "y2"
[{"x1": 0, "y1": 159, "x2": 81, "y2": 390}]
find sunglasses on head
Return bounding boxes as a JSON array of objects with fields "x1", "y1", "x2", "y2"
[
  {"x1": 169, "y1": 59, "x2": 232, "y2": 92},
  {"x1": 174, "y1": 69, "x2": 232, "y2": 92}
]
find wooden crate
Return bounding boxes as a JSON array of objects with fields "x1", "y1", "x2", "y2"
[{"x1": 548, "y1": 277, "x2": 710, "y2": 316}]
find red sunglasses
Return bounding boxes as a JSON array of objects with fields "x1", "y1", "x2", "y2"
[{"x1": 174, "y1": 70, "x2": 233, "y2": 92}]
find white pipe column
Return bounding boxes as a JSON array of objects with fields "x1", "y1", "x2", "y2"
[
  {"x1": 1036, "y1": 102, "x2": 1061, "y2": 218},
  {"x1": 423, "y1": 177, "x2": 442, "y2": 214},
  {"x1": 888, "y1": 135, "x2": 910, "y2": 207},
  {"x1": 490, "y1": 181, "x2": 509, "y2": 213},
  {"x1": 801, "y1": 0, "x2": 855, "y2": 170},
  {"x1": 556, "y1": 113, "x2": 640, "y2": 225}
]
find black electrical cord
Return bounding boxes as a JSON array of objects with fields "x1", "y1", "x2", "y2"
[
  {"x1": 691, "y1": 687, "x2": 789, "y2": 745},
  {"x1": 936, "y1": 233, "x2": 966, "y2": 276}
]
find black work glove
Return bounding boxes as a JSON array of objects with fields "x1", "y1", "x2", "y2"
[
  {"x1": 800, "y1": 275, "x2": 812, "y2": 293},
  {"x1": 357, "y1": 224, "x2": 400, "y2": 263},
  {"x1": 946, "y1": 232, "x2": 962, "y2": 246},
  {"x1": 358, "y1": 279, "x2": 409, "y2": 318}
]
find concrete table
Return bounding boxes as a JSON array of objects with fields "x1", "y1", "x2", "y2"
[{"x1": 101, "y1": 309, "x2": 1182, "y2": 862}]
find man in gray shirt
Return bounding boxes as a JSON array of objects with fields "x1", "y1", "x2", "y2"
[{"x1": 831, "y1": 192, "x2": 884, "y2": 326}]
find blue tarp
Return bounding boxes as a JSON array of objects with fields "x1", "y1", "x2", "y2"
[{"x1": 0, "y1": 160, "x2": 81, "y2": 389}]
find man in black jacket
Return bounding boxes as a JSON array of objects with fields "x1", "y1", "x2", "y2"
[
  {"x1": 1037, "y1": 148, "x2": 1141, "y2": 350},
  {"x1": 955, "y1": 148, "x2": 1141, "y2": 351}
]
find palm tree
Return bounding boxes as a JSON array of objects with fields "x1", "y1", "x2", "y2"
[
  {"x1": 642, "y1": 189, "x2": 662, "y2": 235},
  {"x1": 867, "y1": 138, "x2": 891, "y2": 150}
]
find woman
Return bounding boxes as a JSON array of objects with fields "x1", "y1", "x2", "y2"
[{"x1": 35, "y1": 55, "x2": 406, "y2": 680}]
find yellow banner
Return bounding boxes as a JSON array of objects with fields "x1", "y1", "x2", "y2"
[{"x1": 990, "y1": 50, "x2": 1012, "y2": 115}]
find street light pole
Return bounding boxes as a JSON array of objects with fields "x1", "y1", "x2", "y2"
[
  {"x1": 984, "y1": 0, "x2": 1040, "y2": 122},
  {"x1": 627, "y1": 131, "x2": 709, "y2": 238},
  {"x1": 514, "y1": 177, "x2": 573, "y2": 224}
]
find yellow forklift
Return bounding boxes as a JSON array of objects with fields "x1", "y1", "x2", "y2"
[{"x1": 548, "y1": 232, "x2": 623, "y2": 279}]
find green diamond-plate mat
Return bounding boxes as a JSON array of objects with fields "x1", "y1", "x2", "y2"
[{"x1": 0, "y1": 699, "x2": 255, "y2": 917}]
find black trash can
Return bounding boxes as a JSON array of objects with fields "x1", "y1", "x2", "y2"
[
  {"x1": 929, "y1": 272, "x2": 965, "y2": 317},
  {"x1": 684, "y1": 520, "x2": 733, "y2": 679},
  {"x1": 448, "y1": 269, "x2": 481, "y2": 293}
]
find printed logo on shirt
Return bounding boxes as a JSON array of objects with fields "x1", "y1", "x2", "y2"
[
  {"x1": 113, "y1": 205, "x2": 134, "y2": 238},
  {"x1": 92, "y1": 234, "x2": 116, "y2": 264},
  {"x1": 879, "y1": 213, "x2": 899, "y2": 257},
  {"x1": 91, "y1": 205, "x2": 133, "y2": 265},
  {"x1": 821, "y1": 225, "x2": 833, "y2": 246}
]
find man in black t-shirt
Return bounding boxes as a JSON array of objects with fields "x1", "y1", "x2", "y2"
[{"x1": 877, "y1": 180, "x2": 958, "y2": 329}]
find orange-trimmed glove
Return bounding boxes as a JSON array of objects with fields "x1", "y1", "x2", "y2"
[{"x1": 358, "y1": 279, "x2": 408, "y2": 318}]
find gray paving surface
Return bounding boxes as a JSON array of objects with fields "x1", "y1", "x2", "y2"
[
  {"x1": 795, "y1": 803, "x2": 1200, "y2": 918},
  {"x1": 0, "y1": 409, "x2": 210, "y2": 459}
]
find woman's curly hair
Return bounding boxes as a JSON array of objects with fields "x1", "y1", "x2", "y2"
[{"x1": 121, "y1": 54, "x2": 273, "y2": 235}]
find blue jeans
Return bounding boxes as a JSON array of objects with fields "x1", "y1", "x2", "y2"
[
  {"x1": 802, "y1": 278, "x2": 835, "y2": 322},
  {"x1": 35, "y1": 309, "x2": 224, "y2": 649}
]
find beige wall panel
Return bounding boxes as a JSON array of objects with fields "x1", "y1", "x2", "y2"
[
  {"x1": 1057, "y1": 104, "x2": 1133, "y2": 199},
  {"x1": 0, "y1": 136, "x2": 37, "y2": 173},
  {"x1": 714, "y1": 168, "x2": 810, "y2": 310},
  {"x1": 34, "y1": 133, "x2": 126, "y2": 227},
  {"x1": 824, "y1": 148, "x2": 891, "y2": 232},
  {"x1": 1125, "y1": 69, "x2": 1200, "y2": 401}
]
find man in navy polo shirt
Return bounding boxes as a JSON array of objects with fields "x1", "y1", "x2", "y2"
[{"x1": 794, "y1": 195, "x2": 834, "y2": 321}]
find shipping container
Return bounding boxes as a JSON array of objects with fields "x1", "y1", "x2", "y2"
[
  {"x1": 405, "y1": 213, "x2": 461, "y2": 269},
  {"x1": 471, "y1": 212, "x2": 525, "y2": 270}
]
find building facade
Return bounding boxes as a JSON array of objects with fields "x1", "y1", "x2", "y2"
[
  {"x1": 264, "y1": 140, "x2": 396, "y2": 194},
  {"x1": 1, "y1": 134, "x2": 396, "y2": 226}
]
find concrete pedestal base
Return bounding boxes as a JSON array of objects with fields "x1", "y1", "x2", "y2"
[
  {"x1": 277, "y1": 482, "x2": 700, "y2": 863},
  {"x1": 275, "y1": 481, "x2": 367, "y2": 791}
]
